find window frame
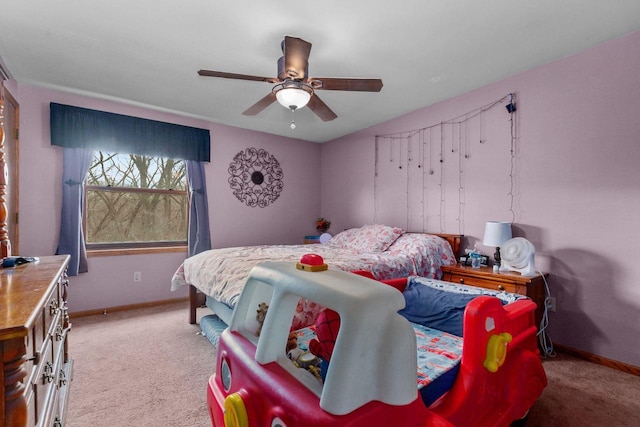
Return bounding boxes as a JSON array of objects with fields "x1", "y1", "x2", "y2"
[{"x1": 83, "y1": 153, "x2": 190, "y2": 252}]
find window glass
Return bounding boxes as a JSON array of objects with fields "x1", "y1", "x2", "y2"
[{"x1": 85, "y1": 152, "x2": 188, "y2": 248}]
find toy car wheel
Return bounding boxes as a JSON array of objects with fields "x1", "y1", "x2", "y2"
[{"x1": 224, "y1": 393, "x2": 248, "y2": 427}]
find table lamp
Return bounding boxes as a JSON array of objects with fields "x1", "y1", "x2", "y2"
[{"x1": 483, "y1": 221, "x2": 512, "y2": 271}]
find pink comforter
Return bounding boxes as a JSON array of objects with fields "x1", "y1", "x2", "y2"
[{"x1": 170, "y1": 233, "x2": 455, "y2": 309}]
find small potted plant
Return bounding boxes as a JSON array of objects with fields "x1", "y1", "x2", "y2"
[{"x1": 316, "y1": 217, "x2": 331, "y2": 234}]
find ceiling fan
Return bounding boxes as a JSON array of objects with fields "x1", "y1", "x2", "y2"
[{"x1": 198, "y1": 36, "x2": 383, "y2": 127}]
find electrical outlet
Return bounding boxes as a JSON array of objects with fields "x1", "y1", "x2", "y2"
[
  {"x1": 547, "y1": 297, "x2": 556, "y2": 312},
  {"x1": 133, "y1": 272, "x2": 142, "y2": 282}
]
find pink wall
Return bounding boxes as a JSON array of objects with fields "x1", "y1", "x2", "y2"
[
  {"x1": 321, "y1": 31, "x2": 640, "y2": 367},
  {"x1": 13, "y1": 85, "x2": 321, "y2": 313}
]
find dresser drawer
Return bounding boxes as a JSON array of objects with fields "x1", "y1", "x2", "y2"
[
  {"x1": 39, "y1": 336, "x2": 67, "y2": 427},
  {"x1": 44, "y1": 285, "x2": 63, "y2": 337},
  {"x1": 26, "y1": 322, "x2": 71, "y2": 427},
  {"x1": 25, "y1": 286, "x2": 60, "y2": 369},
  {"x1": 30, "y1": 337, "x2": 55, "y2": 424},
  {"x1": 444, "y1": 273, "x2": 523, "y2": 294}
]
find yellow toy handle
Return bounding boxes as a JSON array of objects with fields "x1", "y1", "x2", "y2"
[{"x1": 484, "y1": 332, "x2": 513, "y2": 373}]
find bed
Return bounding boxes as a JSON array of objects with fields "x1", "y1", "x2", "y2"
[{"x1": 170, "y1": 224, "x2": 461, "y2": 325}]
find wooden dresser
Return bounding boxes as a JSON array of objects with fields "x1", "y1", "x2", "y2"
[
  {"x1": 1, "y1": 255, "x2": 72, "y2": 427},
  {"x1": 440, "y1": 263, "x2": 548, "y2": 329}
]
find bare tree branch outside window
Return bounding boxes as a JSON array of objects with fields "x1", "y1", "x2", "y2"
[{"x1": 85, "y1": 152, "x2": 188, "y2": 248}]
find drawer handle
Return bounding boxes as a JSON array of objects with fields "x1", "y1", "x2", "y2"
[
  {"x1": 56, "y1": 325, "x2": 72, "y2": 341},
  {"x1": 28, "y1": 351, "x2": 41, "y2": 365},
  {"x1": 49, "y1": 299, "x2": 60, "y2": 316},
  {"x1": 55, "y1": 325, "x2": 64, "y2": 341},
  {"x1": 59, "y1": 369, "x2": 67, "y2": 387},
  {"x1": 458, "y1": 278, "x2": 465, "y2": 284},
  {"x1": 498, "y1": 285, "x2": 505, "y2": 291},
  {"x1": 42, "y1": 362, "x2": 54, "y2": 384},
  {"x1": 53, "y1": 417, "x2": 63, "y2": 427}
]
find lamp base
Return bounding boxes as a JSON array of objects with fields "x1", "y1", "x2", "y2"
[
  {"x1": 497, "y1": 246, "x2": 510, "y2": 272},
  {"x1": 494, "y1": 247, "x2": 505, "y2": 270}
]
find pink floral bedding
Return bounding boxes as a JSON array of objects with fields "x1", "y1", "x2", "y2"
[{"x1": 170, "y1": 228, "x2": 455, "y2": 309}]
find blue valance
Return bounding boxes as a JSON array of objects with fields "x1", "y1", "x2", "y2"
[{"x1": 50, "y1": 103, "x2": 210, "y2": 162}]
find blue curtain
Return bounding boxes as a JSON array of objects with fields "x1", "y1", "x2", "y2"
[
  {"x1": 186, "y1": 160, "x2": 212, "y2": 256},
  {"x1": 51, "y1": 103, "x2": 212, "y2": 275},
  {"x1": 56, "y1": 148, "x2": 94, "y2": 276},
  {"x1": 50, "y1": 103, "x2": 210, "y2": 161}
]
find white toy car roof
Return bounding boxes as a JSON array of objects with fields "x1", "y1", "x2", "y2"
[{"x1": 229, "y1": 261, "x2": 418, "y2": 415}]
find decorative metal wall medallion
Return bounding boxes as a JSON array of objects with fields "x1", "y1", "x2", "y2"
[{"x1": 228, "y1": 147, "x2": 284, "y2": 207}]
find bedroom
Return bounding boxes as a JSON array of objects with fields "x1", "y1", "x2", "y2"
[{"x1": 1, "y1": 0, "x2": 639, "y2": 421}]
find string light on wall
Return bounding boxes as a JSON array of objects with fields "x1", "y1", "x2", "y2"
[
  {"x1": 374, "y1": 136, "x2": 380, "y2": 223},
  {"x1": 479, "y1": 110, "x2": 485, "y2": 144},
  {"x1": 458, "y1": 120, "x2": 466, "y2": 234},
  {"x1": 506, "y1": 92, "x2": 518, "y2": 222},
  {"x1": 428, "y1": 127, "x2": 434, "y2": 175},
  {"x1": 373, "y1": 93, "x2": 518, "y2": 233},
  {"x1": 439, "y1": 121, "x2": 446, "y2": 232},
  {"x1": 420, "y1": 129, "x2": 427, "y2": 230}
]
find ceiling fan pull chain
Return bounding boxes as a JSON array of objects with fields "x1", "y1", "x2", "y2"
[{"x1": 290, "y1": 107, "x2": 297, "y2": 130}]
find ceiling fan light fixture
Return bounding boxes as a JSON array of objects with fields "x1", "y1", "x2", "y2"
[
  {"x1": 273, "y1": 81, "x2": 313, "y2": 110},
  {"x1": 199, "y1": 37, "x2": 380, "y2": 122}
]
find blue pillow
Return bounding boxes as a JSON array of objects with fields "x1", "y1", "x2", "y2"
[{"x1": 399, "y1": 280, "x2": 483, "y2": 336}]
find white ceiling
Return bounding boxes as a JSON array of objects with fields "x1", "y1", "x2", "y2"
[{"x1": 1, "y1": 1, "x2": 640, "y2": 143}]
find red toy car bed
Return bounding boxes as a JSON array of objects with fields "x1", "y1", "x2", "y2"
[{"x1": 207, "y1": 260, "x2": 546, "y2": 427}]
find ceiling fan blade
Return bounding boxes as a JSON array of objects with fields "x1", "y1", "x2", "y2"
[
  {"x1": 281, "y1": 36, "x2": 312, "y2": 80},
  {"x1": 198, "y1": 69, "x2": 277, "y2": 83},
  {"x1": 242, "y1": 92, "x2": 277, "y2": 116},
  {"x1": 307, "y1": 94, "x2": 337, "y2": 122},
  {"x1": 309, "y1": 77, "x2": 383, "y2": 92}
]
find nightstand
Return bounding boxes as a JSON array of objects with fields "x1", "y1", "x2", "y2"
[{"x1": 440, "y1": 263, "x2": 548, "y2": 329}]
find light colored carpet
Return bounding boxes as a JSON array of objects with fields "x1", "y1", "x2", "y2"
[
  {"x1": 67, "y1": 301, "x2": 640, "y2": 426},
  {"x1": 67, "y1": 302, "x2": 214, "y2": 427}
]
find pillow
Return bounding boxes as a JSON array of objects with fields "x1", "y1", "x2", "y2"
[
  {"x1": 324, "y1": 228, "x2": 360, "y2": 248},
  {"x1": 348, "y1": 224, "x2": 405, "y2": 253},
  {"x1": 387, "y1": 233, "x2": 442, "y2": 254},
  {"x1": 398, "y1": 279, "x2": 503, "y2": 336},
  {"x1": 409, "y1": 276, "x2": 528, "y2": 305},
  {"x1": 325, "y1": 225, "x2": 405, "y2": 253}
]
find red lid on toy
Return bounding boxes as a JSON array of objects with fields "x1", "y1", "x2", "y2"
[
  {"x1": 296, "y1": 253, "x2": 328, "y2": 272},
  {"x1": 300, "y1": 253, "x2": 324, "y2": 266}
]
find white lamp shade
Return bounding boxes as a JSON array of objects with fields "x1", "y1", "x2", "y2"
[
  {"x1": 276, "y1": 87, "x2": 311, "y2": 110},
  {"x1": 483, "y1": 221, "x2": 512, "y2": 247}
]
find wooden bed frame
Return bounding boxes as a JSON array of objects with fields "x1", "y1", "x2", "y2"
[{"x1": 188, "y1": 233, "x2": 463, "y2": 324}]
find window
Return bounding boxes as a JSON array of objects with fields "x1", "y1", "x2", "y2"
[{"x1": 84, "y1": 151, "x2": 188, "y2": 249}]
